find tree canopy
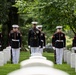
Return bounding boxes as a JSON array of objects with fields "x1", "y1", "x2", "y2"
[
  {"x1": 14, "y1": 0, "x2": 76, "y2": 34},
  {"x1": 0, "y1": 0, "x2": 76, "y2": 48}
]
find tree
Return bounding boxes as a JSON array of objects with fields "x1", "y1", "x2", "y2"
[
  {"x1": 0, "y1": 0, "x2": 8, "y2": 23},
  {"x1": 0, "y1": 0, "x2": 10, "y2": 48},
  {"x1": 14, "y1": 0, "x2": 76, "y2": 34},
  {"x1": 0, "y1": 0, "x2": 19, "y2": 48}
]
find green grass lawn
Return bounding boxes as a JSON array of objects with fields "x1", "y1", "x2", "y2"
[{"x1": 0, "y1": 51, "x2": 76, "y2": 75}]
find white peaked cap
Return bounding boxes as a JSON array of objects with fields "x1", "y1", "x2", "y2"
[
  {"x1": 37, "y1": 25, "x2": 42, "y2": 28},
  {"x1": 36, "y1": 25, "x2": 42, "y2": 29},
  {"x1": 31, "y1": 21, "x2": 38, "y2": 24},
  {"x1": 12, "y1": 25, "x2": 19, "y2": 28},
  {"x1": 56, "y1": 26, "x2": 62, "y2": 29}
]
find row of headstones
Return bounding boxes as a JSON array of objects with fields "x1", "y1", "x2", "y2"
[
  {"x1": 0, "y1": 47, "x2": 70, "y2": 75},
  {"x1": 0, "y1": 46, "x2": 11, "y2": 66},
  {"x1": 7, "y1": 53, "x2": 69, "y2": 75},
  {"x1": 63, "y1": 49, "x2": 76, "y2": 72}
]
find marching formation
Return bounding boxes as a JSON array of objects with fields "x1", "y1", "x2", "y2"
[
  {"x1": 0, "y1": 21, "x2": 76, "y2": 65},
  {"x1": 0, "y1": 21, "x2": 76, "y2": 75}
]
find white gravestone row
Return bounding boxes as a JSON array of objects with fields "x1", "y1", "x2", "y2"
[
  {"x1": 20, "y1": 53, "x2": 53, "y2": 68},
  {"x1": 0, "y1": 51, "x2": 4, "y2": 66},
  {"x1": 6, "y1": 47, "x2": 11, "y2": 61},
  {"x1": 7, "y1": 53, "x2": 69, "y2": 75},
  {"x1": 0, "y1": 46, "x2": 11, "y2": 66},
  {"x1": 70, "y1": 48, "x2": 76, "y2": 72},
  {"x1": 70, "y1": 53, "x2": 76, "y2": 68},
  {"x1": 75, "y1": 54, "x2": 76, "y2": 72},
  {"x1": 63, "y1": 49, "x2": 76, "y2": 72}
]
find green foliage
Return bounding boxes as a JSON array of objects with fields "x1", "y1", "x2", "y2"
[
  {"x1": 0, "y1": 25, "x2": 2, "y2": 32},
  {"x1": 14, "y1": 0, "x2": 76, "y2": 34},
  {"x1": 20, "y1": 23, "x2": 31, "y2": 51},
  {"x1": 1, "y1": 0, "x2": 75, "y2": 48},
  {"x1": 12, "y1": 0, "x2": 76, "y2": 48},
  {"x1": 2, "y1": 25, "x2": 9, "y2": 48},
  {"x1": 0, "y1": 0, "x2": 10, "y2": 23},
  {"x1": 0, "y1": 64, "x2": 20, "y2": 75},
  {"x1": 66, "y1": 35, "x2": 72, "y2": 49}
]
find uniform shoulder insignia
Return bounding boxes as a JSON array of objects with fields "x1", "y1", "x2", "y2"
[{"x1": 61, "y1": 31, "x2": 65, "y2": 34}]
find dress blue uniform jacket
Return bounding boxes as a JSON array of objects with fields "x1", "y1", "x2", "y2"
[
  {"x1": 52, "y1": 32, "x2": 66, "y2": 48},
  {"x1": 72, "y1": 36, "x2": 76, "y2": 47},
  {"x1": 9, "y1": 30, "x2": 22, "y2": 48},
  {"x1": 28, "y1": 28, "x2": 41, "y2": 47},
  {"x1": 40, "y1": 32, "x2": 45, "y2": 48}
]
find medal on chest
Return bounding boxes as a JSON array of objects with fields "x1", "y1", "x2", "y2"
[{"x1": 61, "y1": 34, "x2": 63, "y2": 37}]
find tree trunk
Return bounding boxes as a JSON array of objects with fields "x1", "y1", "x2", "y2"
[
  {"x1": 2, "y1": 24, "x2": 8, "y2": 49},
  {"x1": 2, "y1": 0, "x2": 18, "y2": 49}
]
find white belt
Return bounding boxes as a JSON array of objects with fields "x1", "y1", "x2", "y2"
[
  {"x1": 12, "y1": 39, "x2": 19, "y2": 42},
  {"x1": 56, "y1": 40, "x2": 63, "y2": 42}
]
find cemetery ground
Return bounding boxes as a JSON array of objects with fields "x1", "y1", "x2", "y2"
[{"x1": 0, "y1": 51, "x2": 76, "y2": 75}]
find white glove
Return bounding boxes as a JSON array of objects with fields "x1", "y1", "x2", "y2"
[
  {"x1": 43, "y1": 46, "x2": 45, "y2": 49},
  {"x1": 39, "y1": 46, "x2": 41, "y2": 48},
  {"x1": 53, "y1": 47, "x2": 55, "y2": 50},
  {"x1": 63, "y1": 47, "x2": 66, "y2": 50},
  {"x1": 28, "y1": 46, "x2": 30, "y2": 48}
]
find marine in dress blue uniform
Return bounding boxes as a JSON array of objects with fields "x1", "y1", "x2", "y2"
[
  {"x1": 72, "y1": 34, "x2": 76, "y2": 53},
  {"x1": 36, "y1": 25, "x2": 46, "y2": 55},
  {"x1": 28, "y1": 21, "x2": 41, "y2": 56},
  {"x1": 52, "y1": 26, "x2": 66, "y2": 64},
  {"x1": 9, "y1": 25, "x2": 22, "y2": 64}
]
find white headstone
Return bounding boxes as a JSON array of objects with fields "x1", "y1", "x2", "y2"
[
  {"x1": 0, "y1": 51, "x2": 4, "y2": 66},
  {"x1": 31, "y1": 53, "x2": 42, "y2": 56},
  {"x1": 3, "y1": 49, "x2": 8, "y2": 64},
  {"x1": 20, "y1": 58, "x2": 53, "y2": 68},
  {"x1": 66, "y1": 51, "x2": 71, "y2": 64},
  {"x1": 7, "y1": 67, "x2": 69, "y2": 75},
  {"x1": 63, "y1": 50, "x2": 69, "y2": 62},
  {"x1": 6, "y1": 47, "x2": 11, "y2": 61},
  {"x1": 6, "y1": 46, "x2": 11, "y2": 50},
  {"x1": 71, "y1": 47, "x2": 76, "y2": 53},
  {"x1": 75, "y1": 54, "x2": 76, "y2": 72},
  {"x1": 29, "y1": 55, "x2": 46, "y2": 60},
  {"x1": 7, "y1": 51, "x2": 69, "y2": 75},
  {"x1": 71, "y1": 53, "x2": 76, "y2": 68}
]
